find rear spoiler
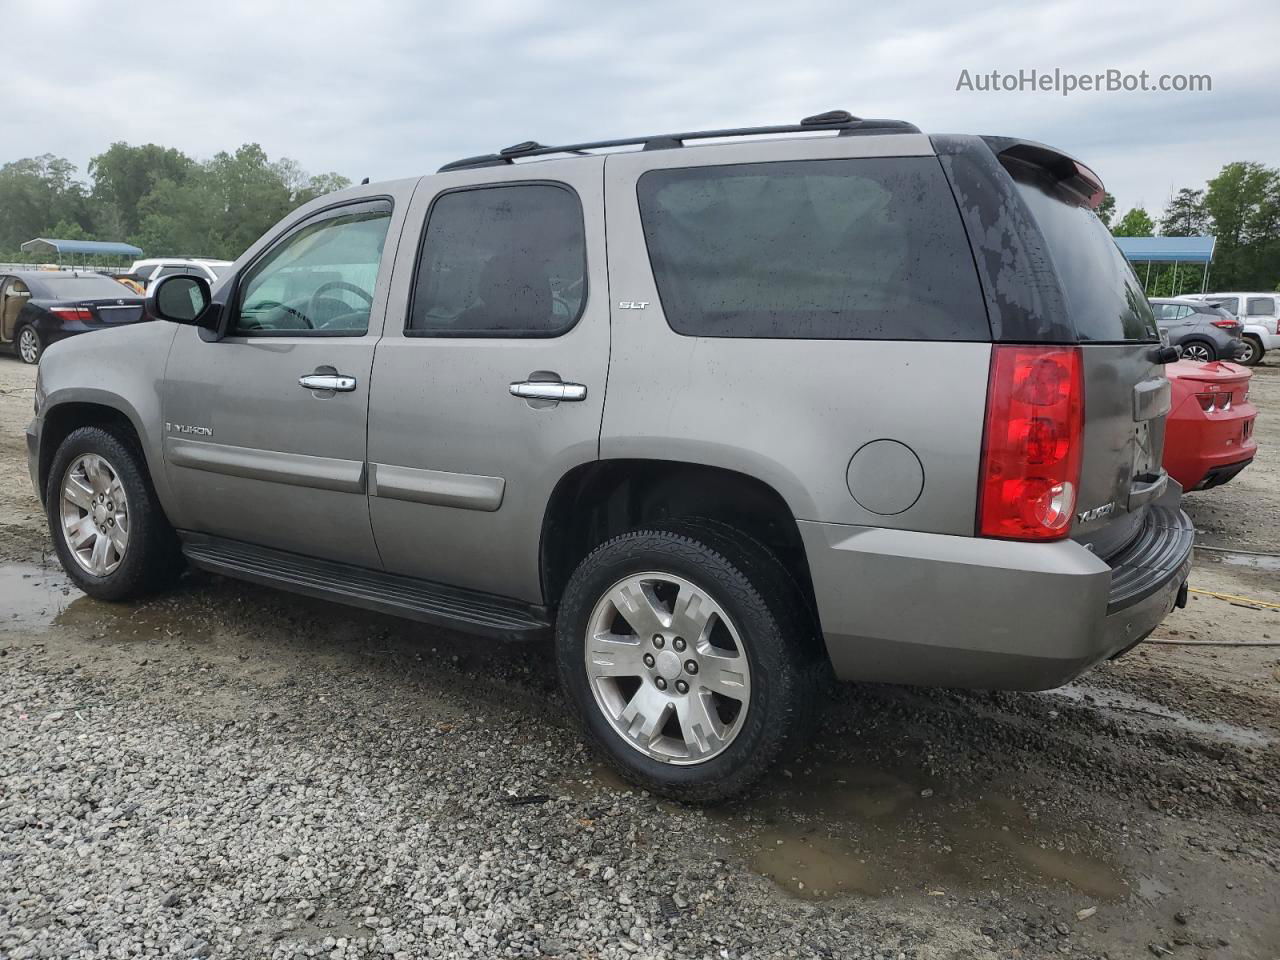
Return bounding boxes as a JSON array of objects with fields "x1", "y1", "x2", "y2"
[{"x1": 981, "y1": 136, "x2": 1105, "y2": 210}]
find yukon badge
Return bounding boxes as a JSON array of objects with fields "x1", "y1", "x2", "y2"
[
  {"x1": 1077, "y1": 502, "x2": 1115, "y2": 523},
  {"x1": 166, "y1": 422, "x2": 213, "y2": 437}
]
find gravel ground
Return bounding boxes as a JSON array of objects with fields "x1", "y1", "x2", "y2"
[{"x1": 2, "y1": 353, "x2": 1278, "y2": 960}]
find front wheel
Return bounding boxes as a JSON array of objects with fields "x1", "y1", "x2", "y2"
[
  {"x1": 46, "y1": 426, "x2": 182, "y2": 601},
  {"x1": 556, "y1": 521, "x2": 826, "y2": 802},
  {"x1": 16, "y1": 325, "x2": 41, "y2": 364},
  {"x1": 1237, "y1": 336, "x2": 1263, "y2": 366}
]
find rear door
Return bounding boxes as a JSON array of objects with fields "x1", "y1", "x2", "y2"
[{"x1": 365, "y1": 158, "x2": 609, "y2": 602}]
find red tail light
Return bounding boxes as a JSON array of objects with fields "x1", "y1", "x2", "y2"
[
  {"x1": 50, "y1": 306, "x2": 93, "y2": 321},
  {"x1": 978, "y1": 345, "x2": 1084, "y2": 541},
  {"x1": 1210, "y1": 319, "x2": 1240, "y2": 330}
]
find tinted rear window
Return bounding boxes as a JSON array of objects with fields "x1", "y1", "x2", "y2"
[
  {"x1": 35, "y1": 275, "x2": 138, "y2": 298},
  {"x1": 1008, "y1": 163, "x2": 1157, "y2": 343},
  {"x1": 636, "y1": 157, "x2": 990, "y2": 340}
]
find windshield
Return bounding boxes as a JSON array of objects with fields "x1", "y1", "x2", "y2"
[
  {"x1": 36, "y1": 275, "x2": 141, "y2": 299},
  {"x1": 1009, "y1": 162, "x2": 1158, "y2": 343}
]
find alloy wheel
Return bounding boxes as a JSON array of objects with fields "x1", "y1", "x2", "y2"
[
  {"x1": 59, "y1": 454, "x2": 130, "y2": 576},
  {"x1": 18, "y1": 327, "x2": 38, "y2": 363},
  {"x1": 584, "y1": 572, "x2": 751, "y2": 765},
  {"x1": 1183, "y1": 343, "x2": 1211, "y2": 363}
]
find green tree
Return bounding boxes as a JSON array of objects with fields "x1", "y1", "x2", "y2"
[
  {"x1": 1160, "y1": 188, "x2": 1208, "y2": 237},
  {"x1": 1204, "y1": 162, "x2": 1280, "y2": 289},
  {"x1": 0, "y1": 154, "x2": 91, "y2": 249},
  {"x1": 1111, "y1": 207, "x2": 1155, "y2": 237},
  {"x1": 88, "y1": 142, "x2": 193, "y2": 235},
  {"x1": 1096, "y1": 192, "x2": 1116, "y2": 228}
]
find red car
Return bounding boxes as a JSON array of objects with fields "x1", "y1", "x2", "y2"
[{"x1": 1163, "y1": 360, "x2": 1257, "y2": 490}]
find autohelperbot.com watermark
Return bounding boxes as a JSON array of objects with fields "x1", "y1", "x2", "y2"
[{"x1": 956, "y1": 68, "x2": 1211, "y2": 96}]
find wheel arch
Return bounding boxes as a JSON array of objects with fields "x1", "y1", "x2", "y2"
[
  {"x1": 39, "y1": 393, "x2": 151, "y2": 502},
  {"x1": 539, "y1": 458, "x2": 819, "y2": 621}
]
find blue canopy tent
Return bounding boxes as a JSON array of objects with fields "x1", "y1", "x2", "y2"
[
  {"x1": 1114, "y1": 236, "x2": 1215, "y2": 296},
  {"x1": 19, "y1": 238, "x2": 143, "y2": 264}
]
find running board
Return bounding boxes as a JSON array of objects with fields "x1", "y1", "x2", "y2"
[{"x1": 179, "y1": 532, "x2": 551, "y2": 641}]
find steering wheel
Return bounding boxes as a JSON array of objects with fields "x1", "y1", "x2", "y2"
[
  {"x1": 249, "y1": 300, "x2": 312, "y2": 329},
  {"x1": 310, "y1": 280, "x2": 373, "y2": 319}
]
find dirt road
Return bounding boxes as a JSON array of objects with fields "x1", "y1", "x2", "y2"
[{"x1": 2, "y1": 353, "x2": 1277, "y2": 959}]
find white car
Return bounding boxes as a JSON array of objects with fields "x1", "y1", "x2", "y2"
[
  {"x1": 125, "y1": 258, "x2": 233, "y2": 292},
  {"x1": 1181, "y1": 292, "x2": 1280, "y2": 366}
]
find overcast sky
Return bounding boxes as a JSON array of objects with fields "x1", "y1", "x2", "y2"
[{"x1": 3, "y1": 0, "x2": 1277, "y2": 218}]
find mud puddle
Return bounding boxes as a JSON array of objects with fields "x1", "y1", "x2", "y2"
[
  {"x1": 1049, "y1": 682, "x2": 1273, "y2": 748},
  {"x1": 0, "y1": 562, "x2": 80, "y2": 629},
  {"x1": 0, "y1": 560, "x2": 210, "y2": 642},
  {"x1": 566, "y1": 760, "x2": 1127, "y2": 902},
  {"x1": 1207, "y1": 549, "x2": 1280, "y2": 573}
]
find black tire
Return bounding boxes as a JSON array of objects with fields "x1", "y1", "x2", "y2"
[
  {"x1": 46, "y1": 425, "x2": 183, "y2": 601},
  {"x1": 1238, "y1": 336, "x2": 1263, "y2": 367},
  {"x1": 556, "y1": 519, "x2": 828, "y2": 802},
  {"x1": 16, "y1": 324, "x2": 41, "y2": 364},
  {"x1": 1180, "y1": 339, "x2": 1216, "y2": 363}
]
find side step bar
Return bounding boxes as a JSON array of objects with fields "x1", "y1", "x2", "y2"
[{"x1": 179, "y1": 532, "x2": 552, "y2": 641}]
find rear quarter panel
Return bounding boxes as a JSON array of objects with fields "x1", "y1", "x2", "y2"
[{"x1": 601, "y1": 136, "x2": 989, "y2": 534}]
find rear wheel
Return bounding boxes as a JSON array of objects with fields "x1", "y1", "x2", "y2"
[
  {"x1": 46, "y1": 426, "x2": 182, "y2": 600},
  {"x1": 556, "y1": 520, "x2": 827, "y2": 802},
  {"x1": 1181, "y1": 339, "x2": 1215, "y2": 363},
  {"x1": 16, "y1": 325, "x2": 41, "y2": 364},
  {"x1": 1238, "y1": 336, "x2": 1263, "y2": 366}
]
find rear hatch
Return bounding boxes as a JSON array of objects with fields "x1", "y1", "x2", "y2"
[{"x1": 995, "y1": 144, "x2": 1169, "y2": 559}]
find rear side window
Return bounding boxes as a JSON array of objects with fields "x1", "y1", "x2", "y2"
[
  {"x1": 636, "y1": 157, "x2": 989, "y2": 340},
  {"x1": 408, "y1": 183, "x2": 586, "y2": 338},
  {"x1": 1008, "y1": 162, "x2": 1157, "y2": 343},
  {"x1": 1207, "y1": 297, "x2": 1239, "y2": 314},
  {"x1": 1247, "y1": 296, "x2": 1276, "y2": 316}
]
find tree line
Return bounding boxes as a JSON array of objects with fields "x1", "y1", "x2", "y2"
[
  {"x1": 0, "y1": 142, "x2": 350, "y2": 264},
  {"x1": 1100, "y1": 161, "x2": 1280, "y2": 295}
]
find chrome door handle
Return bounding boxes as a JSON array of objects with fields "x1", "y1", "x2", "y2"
[
  {"x1": 299, "y1": 374, "x2": 357, "y2": 392},
  {"x1": 509, "y1": 381, "x2": 587, "y2": 402}
]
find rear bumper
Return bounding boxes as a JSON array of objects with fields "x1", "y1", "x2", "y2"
[{"x1": 800, "y1": 501, "x2": 1193, "y2": 691}]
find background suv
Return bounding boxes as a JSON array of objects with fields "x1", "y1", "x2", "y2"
[
  {"x1": 1149, "y1": 297, "x2": 1246, "y2": 362},
  {"x1": 26, "y1": 112, "x2": 1194, "y2": 800},
  {"x1": 1183, "y1": 292, "x2": 1280, "y2": 365}
]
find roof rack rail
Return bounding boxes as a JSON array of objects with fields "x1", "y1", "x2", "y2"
[{"x1": 438, "y1": 110, "x2": 920, "y2": 173}]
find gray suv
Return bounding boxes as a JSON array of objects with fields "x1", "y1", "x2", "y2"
[{"x1": 25, "y1": 112, "x2": 1194, "y2": 800}]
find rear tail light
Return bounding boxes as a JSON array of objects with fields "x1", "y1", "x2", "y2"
[
  {"x1": 1196, "y1": 392, "x2": 1232, "y2": 412},
  {"x1": 1210, "y1": 319, "x2": 1240, "y2": 330},
  {"x1": 50, "y1": 306, "x2": 93, "y2": 321},
  {"x1": 978, "y1": 346, "x2": 1084, "y2": 541}
]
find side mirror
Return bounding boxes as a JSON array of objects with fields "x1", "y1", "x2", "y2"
[{"x1": 148, "y1": 274, "x2": 212, "y2": 325}]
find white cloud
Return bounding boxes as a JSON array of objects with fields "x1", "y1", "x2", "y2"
[{"x1": 1, "y1": 0, "x2": 1277, "y2": 217}]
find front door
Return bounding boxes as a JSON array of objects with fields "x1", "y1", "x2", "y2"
[
  {"x1": 366, "y1": 158, "x2": 610, "y2": 601},
  {"x1": 161, "y1": 195, "x2": 408, "y2": 567}
]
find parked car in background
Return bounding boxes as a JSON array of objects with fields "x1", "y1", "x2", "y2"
[
  {"x1": 1163, "y1": 359, "x2": 1257, "y2": 490},
  {"x1": 1183, "y1": 292, "x2": 1280, "y2": 366},
  {"x1": 123, "y1": 258, "x2": 232, "y2": 293},
  {"x1": 26, "y1": 114, "x2": 1194, "y2": 800},
  {"x1": 1149, "y1": 297, "x2": 1245, "y2": 363},
  {"x1": 0, "y1": 271, "x2": 146, "y2": 364}
]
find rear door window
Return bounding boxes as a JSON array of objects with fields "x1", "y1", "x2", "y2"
[
  {"x1": 407, "y1": 183, "x2": 587, "y2": 338},
  {"x1": 1007, "y1": 161, "x2": 1157, "y2": 343},
  {"x1": 636, "y1": 157, "x2": 989, "y2": 340},
  {"x1": 1247, "y1": 296, "x2": 1276, "y2": 316}
]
